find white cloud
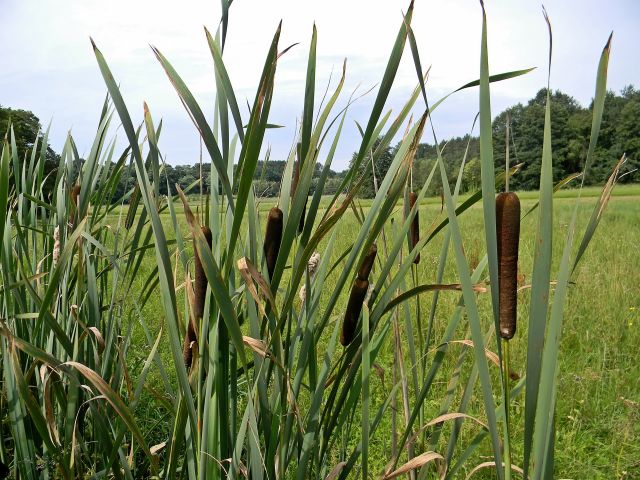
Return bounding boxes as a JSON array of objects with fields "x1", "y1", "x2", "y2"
[{"x1": 1, "y1": 0, "x2": 638, "y2": 169}]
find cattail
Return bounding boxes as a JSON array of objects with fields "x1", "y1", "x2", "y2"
[
  {"x1": 357, "y1": 243, "x2": 378, "y2": 281},
  {"x1": 193, "y1": 226, "x2": 213, "y2": 320},
  {"x1": 263, "y1": 207, "x2": 283, "y2": 280},
  {"x1": 52, "y1": 225, "x2": 60, "y2": 267},
  {"x1": 496, "y1": 191, "x2": 521, "y2": 340},
  {"x1": 125, "y1": 185, "x2": 140, "y2": 230},
  {"x1": 184, "y1": 226, "x2": 213, "y2": 368},
  {"x1": 341, "y1": 278, "x2": 369, "y2": 346},
  {"x1": 341, "y1": 244, "x2": 378, "y2": 346},
  {"x1": 408, "y1": 191, "x2": 420, "y2": 264}
]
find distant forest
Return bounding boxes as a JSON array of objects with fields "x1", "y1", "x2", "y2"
[{"x1": 2, "y1": 86, "x2": 638, "y2": 199}]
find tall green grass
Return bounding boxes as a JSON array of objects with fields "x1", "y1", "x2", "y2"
[{"x1": 0, "y1": 2, "x2": 626, "y2": 478}]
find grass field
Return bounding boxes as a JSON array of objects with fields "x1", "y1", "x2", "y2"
[{"x1": 119, "y1": 183, "x2": 639, "y2": 478}]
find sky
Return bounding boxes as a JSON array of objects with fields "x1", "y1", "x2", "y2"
[{"x1": 1, "y1": 0, "x2": 639, "y2": 171}]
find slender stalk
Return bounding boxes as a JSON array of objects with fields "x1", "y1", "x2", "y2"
[
  {"x1": 505, "y1": 112, "x2": 511, "y2": 193},
  {"x1": 503, "y1": 339, "x2": 512, "y2": 480}
]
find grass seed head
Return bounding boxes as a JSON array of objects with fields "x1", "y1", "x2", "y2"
[
  {"x1": 264, "y1": 207, "x2": 284, "y2": 280},
  {"x1": 496, "y1": 191, "x2": 521, "y2": 340}
]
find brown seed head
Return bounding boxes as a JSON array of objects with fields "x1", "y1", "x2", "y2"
[
  {"x1": 185, "y1": 225, "x2": 213, "y2": 369},
  {"x1": 357, "y1": 243, "x2": 378, "y2": 281},
  {"x1": 263, "y1": 207, "x2": 284, "y2": 280},
  {"x1": 496, "y1": 191, "x2": 521, "y2": 340},
  {"x1": 341, "y1": 278, "x2": 369, "y2": 346},
  {"x1": 194, "y1": 226, "x2": 213, "y2": 321}
]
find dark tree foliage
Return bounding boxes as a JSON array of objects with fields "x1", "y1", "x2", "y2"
[
  {"x1": 384, "y1": 86, "x2": 639, "y2": 194},
  {"x1": 0, "y1": 105, "x2": 60, "y2": 197},
  {"x1": 492, "y1": 87, "x2": 639, "y2": 189}
]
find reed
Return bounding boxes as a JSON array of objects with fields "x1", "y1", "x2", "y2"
[{"x1": 0, "y1": 2, "x2": 619, "y2": 479}]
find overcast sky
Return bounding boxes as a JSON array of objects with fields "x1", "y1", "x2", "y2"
[{"x1": 2, "y1": 0, "x2": 639, "y2": 170}]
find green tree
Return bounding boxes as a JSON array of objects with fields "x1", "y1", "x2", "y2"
[{"x1": 0, "y1": 105, "x2": 60, "y2": 196}]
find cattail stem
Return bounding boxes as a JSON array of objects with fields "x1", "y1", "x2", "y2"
[
  {"x1": 264, "y1": 207, "x2": 284, "y2": 280},
  {"x1": 505, "y1": 112, "x2": 511, "y2": 193},
  {"x1": 496, "y1": 191, "x2": 520, "y2": 339},
  {"x1": 503, "y1": 339, "x2": 513, "y2": 480},
  {"x1": 409, "y1": 192, "x2": 420, "y2": 264}
]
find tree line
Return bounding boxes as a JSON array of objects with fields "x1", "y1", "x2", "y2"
[{"x1": 2, "y1": 85, "x2": 638, "y2": 200}]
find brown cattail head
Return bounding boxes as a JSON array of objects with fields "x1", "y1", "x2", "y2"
[
  {"x1": 357, "y1": 243, "x2": 378, "y2": 281},
  {"x1": 183, "y1": 323, "x2": 197, "y2": 369},
  {"x1": 341, "y1": 278, "x2": 369, "y2": 346},
  {"x1": 496, "y1": 191, "x2": 521, "y2": 340},
  {"x1": 185, "y1": 226, "x2": 213, "y2": 369},
  {"x1": 264, "y1": 207, "x2": 284, "y2": 280},
  {"x1": 409, "y1": 191, "x2": 420, "y2": 264},
  {"x1": 125, "y1": 185, "x2": 140, "y2": 230},
  {"x1": 194, "y1": 226, "x2": 213, "y2": 321}
]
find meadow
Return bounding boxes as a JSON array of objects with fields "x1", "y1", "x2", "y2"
[{"x1": 119, "y1": 185, "x2": 639, "y2": 478}]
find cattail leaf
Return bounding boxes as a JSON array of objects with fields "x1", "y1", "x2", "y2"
[
  {"x1": 0, "y1": 143, "x2": 10, "y2": 253},
  {"x1": 205, "y1": 26, "x2": 244, "y2": 143},
  {"x1": 64, "y1": 361, "x2": 152, "y2": 461},
  {"x1": 572, "y1": 154, "x2": 625, "y2": 273},
  {"x1": 531, "y1": 32, "x2": 612, "y2": 480},
  {"x1": 225, "y1": 22, "x2": 281, "y2": 275},
  {"x1": 436, "y1": 133, "x2": 504, "y2": 474},
  {"x1": 91, "y1": 39, "x2": 199, "y2": 441},
  {"x1": 149, "y1": 45, "x2": 235, "y2": 210},
  {"x1": 300, "y1": 24, "x2": 317, "y2": 166},
  {"x1": 383, "y1": 452, "x2": 445, "y2": 480},
  {"x1": 382, "y1": 283, "x2": 487, "y2": 316},
  {"x1": 524, "y1": 13, "x2": 554, "y2": 473},
  {"x1": 478, "y1": 1, "x2": 501, "y2": 353},
  {"x1": 523, "y1": 171, "x2": 582, "y2": 219}
]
